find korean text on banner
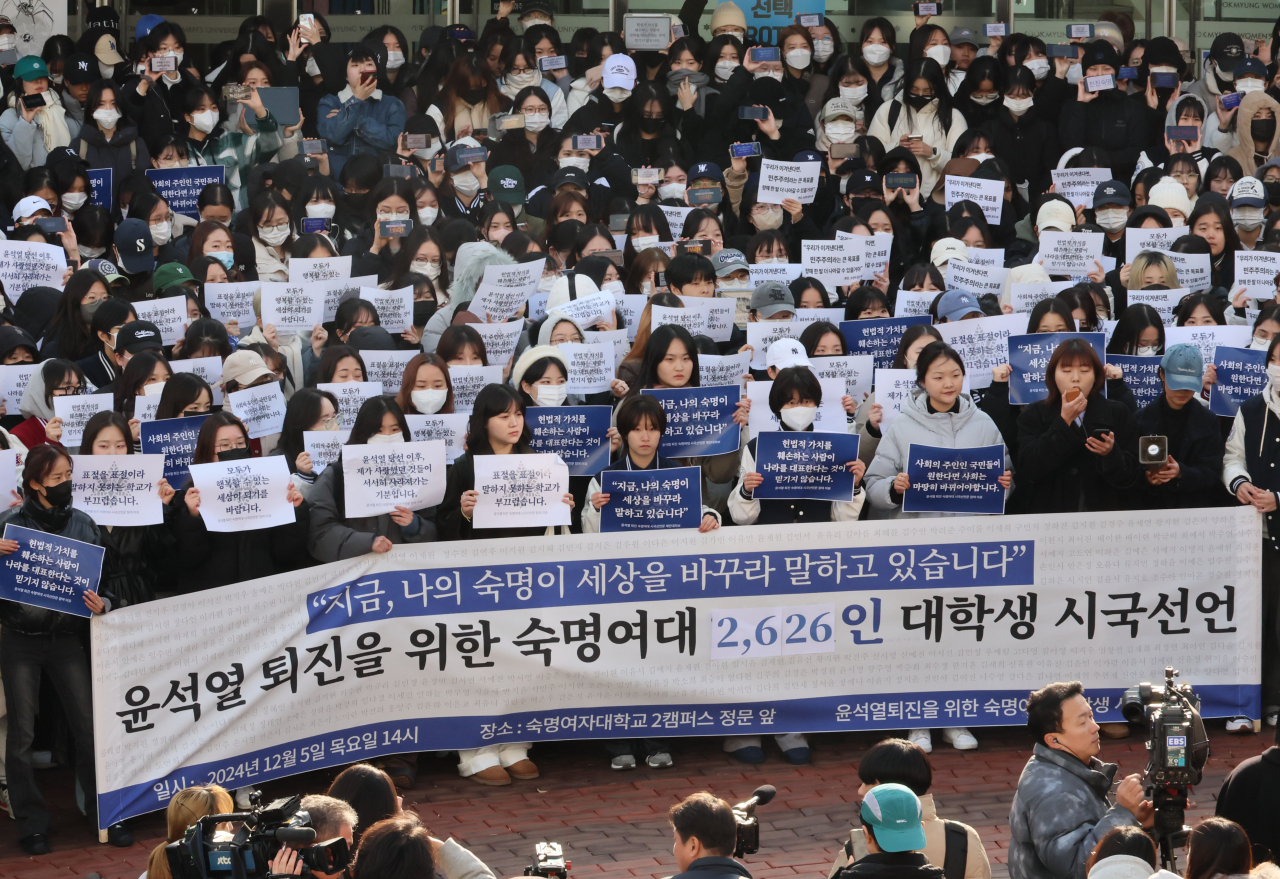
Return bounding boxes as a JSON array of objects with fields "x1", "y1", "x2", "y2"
[
  {"x1": 341, "y1": 441, "x2": 448, "y2": 517},
  {"x1": 1038, "y1": 231, "x2": 1105, "y2": 276},
  {"x1": 1050, "y1": 168, "x2": 1113, "y2": 208},
  {"x1": 0, "y1": 240, "x2": 66, "y2": 300},
  {"x1": 188, "y1": 456, "x2": 296, "y2": 532},
  {"x1": 944, "y1": 176, "x2": 1004, "y2": 224},
  {"x1": 53, "y1": 394, "x2": 113, "y2": 448},
  {"x1": 140, "y1": 415, "x2": 209, "y2": 486},
  {"x1": 641, "y1": 385, "x2": 741, "y2": 457},
  {"x1": 317, "y1": 382, "x2": 382, "y2": 431},
  {"x1": 1209, "y1": 346, "x2": 1268, "y2": 417},
  {"x1": 600, "y1": 466, "x2": 702, "y2": 531},
  {"x1": 754, "y1": 431, "x2": 860, "y2": 501},
  {"x1": 472, "y1": 452, "x2": 570, "y2": 529},
  {"x1": 0, "y1": 524, "x2": 103, "y2": 619},
  {"x1": 145, "y1": 166, "x2": 225, "y2": 219},
  {"x1": 1105, "y1": 355, "x2": 1164, "y2": 409},
  {"x1": 904, "y1": 443, "x2": 1007, "y2": 514},
  {"x1": 70, "y1": 454, "x2": 165, "y2": 527},
  {"x1": 526, "y1": 406, "x2": 611, "y2": 477},
  {"x1": 841, "y1": 316, "x2": 932, "y2": 371},
  {"x1": 1007, "y1": 333, "x2": 1107, "y2": 406}
]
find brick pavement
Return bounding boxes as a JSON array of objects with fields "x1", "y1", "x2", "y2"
[{"x1": 0, "y1": 724, "x2": 1270, "y2": 879}]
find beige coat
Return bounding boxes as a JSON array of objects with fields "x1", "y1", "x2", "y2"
[{"x1": 827, "y1": 794, "x2": 991, "y2": 879}]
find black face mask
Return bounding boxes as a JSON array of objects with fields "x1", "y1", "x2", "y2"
[
  {"x1": 218, "y1": 447, "x2": 251, "y2": 462},
  {"x1": 847, "y1": 195, "x2": 879, "y2": 215},
  {"x1": 461, "y1": 86, "x2": 488, "y2": 104},
  {"x1": 638, "y1": 116, "x2": 664, "y2": 133},
  {"x1": 343, "y1": 191, "x2": 369, "y2": 215},
  {"x1": 43, "y1": 480, "x2": 72, "y2": 508},
  {"x1": 904, "y1": 93, "x2": 935, "y2": 111},
  {"x1": 1265, "y1": 180, "x2": 1280, "y2": 206},
  {"x1": 1252, "y1": 118, "x2": 1277, "y2": 145},
  {"x1": 413, "y1": 299, "x2": 437, "y2": 325}
]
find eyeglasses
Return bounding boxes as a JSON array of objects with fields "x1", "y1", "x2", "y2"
[
  {"x1": 52, "y1": 384, "x2": 83, "y2": 396},
  {"x1": 318, "y1": 414, "x2": 340, "y2": 430},
  {"x1": 214, "y1": 441, "x2": 247, "y2": 452},
  {"x1": 509, "y1": 66, "x2": 533, "y2": 75}
]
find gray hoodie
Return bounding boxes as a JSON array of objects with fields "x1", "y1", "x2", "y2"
[{"x1": 422, "y1": 241, "x2": 518, "y2": 353}]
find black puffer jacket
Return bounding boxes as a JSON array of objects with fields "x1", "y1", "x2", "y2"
[
  {"x1": 98, "y1": 504, "x2": 181, "y2": 608},
  {"x1": 0, "y1": 497, "x2": 107, "y2": 635},
  {"x1": 836, "y1": 852, "x2": 947, "y2": 879},
  {"x1": 171, "y1": 487, "x2": 311, "y2": 593},
  {"x1": 1057, "y1": 90, "x2": 1149, "y2": 187}
]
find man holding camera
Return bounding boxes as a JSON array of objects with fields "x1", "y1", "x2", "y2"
[
  {"x1": 1009, "y1": 682, "x2": 1153, "y2": 879},
  {"x1": 668, "y1": 793, "x2": 753, "y2": 879}
]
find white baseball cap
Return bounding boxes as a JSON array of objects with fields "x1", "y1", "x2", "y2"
[
  {"x1": 603, "y1": 53, "x2": 637, "y2": 90},
  {"x1": 766, "y1": 338, "x2": 810, "y2": 371},
  {"x1": 12, "y1": 196, "x2": 51, "y2": 222}
]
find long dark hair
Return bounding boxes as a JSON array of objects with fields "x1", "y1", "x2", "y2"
[
  {"x1": 639, "y1": 324, "x2": 700, "y2": 389},
  {"x1": 279, "y1": 388, "x2": 339, "y2": 471},
  {"x1": 395, "y1": 353, "x2": 454, "y2": 414},
  {"x1": 891, "y1": 324, "x2": 943, "y2": 369},
  {"x1": 465, "y1": 383, "x2": 531, "y2": 455},
  {"x1": 901, "y1": 57, "x2": 955, "y2": 132},
  {"x1": 79, "y1": 411, "x2": 132, "y2": 455},
  {"x1": 326, "y1": 764, "x2": 398, "y2": 848},
  {"x1": 114, "y1": 351, "x2": 172, "y2": 419},
  {"x1": 347, "y1": 395, "x2": 410, "y2": 444},
  {"x1": 1184, "y1": 817, "x2": 1252, "y2": 879},
  {"x1": 316, "y1": 346, "x2": 368, "y2": 384},
  {"x1": 1106, "y1": 303, "x2": 1165, "y2": 355},
  {"x1": 156, "y1": 372, "x2": 214, "y2": 420},
  {"x1": 47, "y1": 270, "x2": 108, "y2": 362}
]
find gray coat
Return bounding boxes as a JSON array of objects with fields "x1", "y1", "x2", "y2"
[
  {"x1": 1008, "y1": 743, "x2": 1139, "y2": 879},
  {"x1": 306, "y1": 462, "x2": 437, "y2": 561}
]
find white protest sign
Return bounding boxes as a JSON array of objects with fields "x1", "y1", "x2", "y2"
[
  {"x1": 650, "y1": 304, "x2": 702, "y2": 337},
  {"x1": 0, "y1": 241, "x2": 66, "y2": 300},
  {"x1": 448, "y1": 365, "x2": 505, "y2": 413},
  {"x1": 876, "y1": 369, "x2": 972, "y2": 428},
  {"x1": 317, "y1": 381, "x2": 383, "y2": 430},
  {"x1": 204, "y1": 281, "x2": 260, "y2": 328},
  {"x1": 261, "y1": 282, "x2": 323, "y2": 333},
  {"x1": 1039, "y1": 231, "x2": 1105, "y2": 275},
  {"x1": 320, "y1": 275, "x2": 379, "y2": 323},
  {"x1": 70, "y1": 454, "x2": 165, "y2": 527},
  {"x1": 360, "y1": 350, "x2": 417, "y2": 396},
  {"x1": 1050, "y1": 168, "x2": 1113, "y2": 208},
  {"x1": 1008, "y1": 280, "x2": 1075, "y2": 313},
  {"x1": 468, "y1": 261, "x2": 543, "y2": 321},
  {"x1": 473, "y1": 320, "x2": 523, "y2": 365},
  {"x1": 749, "y1": 264, "x2": 804, "y2": 286},
  {"x1": 1236, "y1": 251, "x2": 1280, "y2": 300},
  {"x1": 302, "y1": 429, "x2": 350, "y2": 474},
  {"x1": 359, "y1": 286, "x2": 414, "y2": 333},
  {"x1": 188, "y1": 456, "x2": 296, "y2": 532},
  {"x1": 592, "y1": 328, "x2": 630, "y2": 370},
  {"x1": 1163, "y1": 325, "x2": 1252, "y2": 367},
  {"x1": 698, "y1": 352, "x2": 753, "y2": 389},
  {"x1": 794, "y1": 308, "x2": 847, "y2": 328},
  {"x1": 342, "y1": 440, "x2": 448, "y2": 517},
  {"x1": 558, "y1": 341, "x2": 613, "y2": 395},
  {"x1": 658, "y1": 205, "x2": 695, "y2": 234},
  {"x1": 551, "y1": 291, "x2": 616, "y2": 330},
  {"x1": 53, "y1": 394, "x2": 112, "y2": 448},
  {"x1": 758, "y1": 159, "x2": 822, "y2": 204},
  {"x1": 968, "y1": 248, "x2": 1004, "y2": 267},
  {"x1": 802, "y1": 239, "x2": 861, "y2": 288},
  {"x1": 133, "y1": 297, "x2": 186, "y2": 346},
  {"x1": 1160, "y1": 251, "x2": 1212, "y2": 292},
  {"x1": 615, "y1": 294, "x2": 646, "y2": 341},
  {"x1": 747, "y1": 321, "x2": 803, "y2": 369},
  {"x1": 404, "y1": 414, "x2": 468, "y2": 464},
  {"x1": 863, "y1": 233, "x2": 893, "y2": 281},
  {"x1": 936, "y1": 313, "x2": 1025, "y2": 390},
  {"x1": 0, "y1": 364, "x2": 38, "y2": 415},
  {"x1": 944, "y1": 176, "x2": 1004, "y2": 224},
  {"x1": 810, "y1": 354, "x2": 875, "y2": 403},
  {"x1": 290, "y1": 256, "x2": 351, "y2": 283},
  {"x1": 473, "y1": 452, "x2": 571, "y2": 529},
  {"x1": 1127, "y1": 288, "x2": 1187, "y2": 326},
  {"x1": 133, "y1": 395, "x2": 161, "y2": 423},
  {"x1": 946, "y1": 260, "x2": 1009, "y2": 298},
  {"x1": 746, "y1": 378, "x2": 846, "y2": 437},
  {"x1": 894, "y1": 289, "x2": 936, "y2": 318},
  {"x1": 227, "y1": 383, "x2": 286, "y2": 439},
  {"x1": 676, "y1": 296, "x2": 736, "y2": 341},
  {"x1": 170, "y1": 356, "x2": 225, "y2": 405},
  {"x1": 1125, "y1": 227, "x2": 1181, "y2": 264}
]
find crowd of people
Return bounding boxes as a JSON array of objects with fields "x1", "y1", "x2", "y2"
[{"x1": 0, "y1": 0, "x2": 1275, "y2": 864}]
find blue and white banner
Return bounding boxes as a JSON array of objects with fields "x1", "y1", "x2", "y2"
[
  {"x1": 0, "y1": 524, "x2": 104, "y2": 618},
  {"x1": 1209, "y1": 346, "x2": 1267, "y2": 418},
  {"x1": 600, "y1": 466, "x2": 702, "y2": 531},
  {"x1": 88, "y1": 168, "x2": 112, "y2": 209},
  {"x1": 641, "y1": 386, "x2": 741, "y2": 457},
  {"x1": 526, "y1": 406, "x2": 612, "y2": 477},
  {"x1": 91, "y1": 508, "x2": 1262, "y2": 829},
  {"x1": 1105, "y1": 355, "x2": 1164, "y2": 410},
  {"x1": 904, "y1": 444, "x2": 1006, "y2": 515},
  {"x1": 841, "y1": 316, "x2": 932, "y2": 370},
  {"x1": 754, "y1": 431, "x2": 859, "y2": 501},
  {"x1": 1008, "y1": 332, "x2": 1107, "y2": 406},
  {"x1": 145, "y1": 166, "x2": 226, "y2": 219}
]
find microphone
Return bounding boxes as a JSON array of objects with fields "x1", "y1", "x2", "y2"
[{"x1": 735, "y1": 784, "x2": 777, "y2": 814}]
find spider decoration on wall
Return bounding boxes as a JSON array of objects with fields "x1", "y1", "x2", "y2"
[{"x1": 3, "y1": 0, "x2": 57, "y2": 35}]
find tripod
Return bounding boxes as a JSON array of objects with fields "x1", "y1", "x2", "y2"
[{"x1": 1151, "y1": 789, "x2": 1191, "y2": 872}]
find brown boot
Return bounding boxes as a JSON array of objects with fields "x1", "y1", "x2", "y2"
[
  {"x1": 470, "y1": 765, "x2": 511, "y2": 786},
  {"x1": 506, "y1": 758, "x2": 540, "y2": 780}
]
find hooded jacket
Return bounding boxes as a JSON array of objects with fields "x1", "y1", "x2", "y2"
[
  {"x1": 1226, "y1": 90, "x2": 1280, "y2": 176},
  {"x1": 1009, "y1": 743, "x2": 1139, "y2": 879},
  {"x1": 0, "y1": 496, "x2": 106, "y2": 635},
  {"x1": 1216, "y1": 745, "x2": 1280, "y2": 863},
  {"x1": 422, "y1": 242, "x2": 517, "y2": 353},
  {"x1": 864, "y1": 388, "x2": 1010, "y2": 518}
]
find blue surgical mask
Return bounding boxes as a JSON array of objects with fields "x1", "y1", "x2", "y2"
[{"x1": 210, "y1": 251, "x2": 235, "y2": 270}]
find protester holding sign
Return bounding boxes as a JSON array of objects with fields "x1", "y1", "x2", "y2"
[
  {"x1": 866, "y1": 58, "x2": 967, "y2": 199},
  {"x1": 857, "y1": 324, "x2": 943, "y2": 466},
  {"x1": 13, "y1": 359, "x2": 88, "y2": 451},
  {"x1": 276, "y1": 387, "x2": 342, "y2": 499}
]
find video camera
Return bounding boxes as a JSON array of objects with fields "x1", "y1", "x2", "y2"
[
  {"x1": 165, "y1": 793, "x2": 351, "y2": 879},
  {"x1": 1119, "y1": 666, "x2": 1210, "y2": 870},
  {"x1": 732, "y1": 785, "x2": 776, "y2": 858}
]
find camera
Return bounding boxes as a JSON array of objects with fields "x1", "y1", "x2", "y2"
[
  {"x1": 524, "y1": 842, "x2": 569, "y2": 879},
  {"x1": 1119, "y1": 667, "x2": 1210, "y2": 869},
  {"x1": 732, "y1": 784, "x2": 775, "y2": 858},
  {"x1": 165, "y1": 793, "x2": 351, "y2": 879}
]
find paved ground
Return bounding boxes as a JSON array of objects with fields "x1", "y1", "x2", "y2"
[{"x1": 0, "y1": 723, "x2": 1272, "y2": 879}]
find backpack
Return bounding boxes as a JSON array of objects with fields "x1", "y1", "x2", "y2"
[{"x1": 829, "y1": 821, "x2": 969, "y2": 879}]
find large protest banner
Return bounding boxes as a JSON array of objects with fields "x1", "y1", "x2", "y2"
[{"x1": 92, "y1": 507, "x2": 1261, "y2": 829}]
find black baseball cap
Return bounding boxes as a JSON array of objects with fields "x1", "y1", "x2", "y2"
[
  {"x1": 64, "y1": 53, "x2": 98, "y2": 85},
  {"x1": 1092, "y1": 180, "x2": 1131, "y2": 208},
  {"x1": 1210, "y1": 33, "x2": 1245, "y2": 75},
  {"x1": 115, "y1": 320, "x2": 163, "y2": 354},
  {"x1": 114, "y1": 218, "x2": 155, "y2": 274},
  {"x1": 845, "y1": 170, "x2": 882, "y2": 196},
  {"x1": 552, "y1": 166, "x2": 589, "y2": 193}
]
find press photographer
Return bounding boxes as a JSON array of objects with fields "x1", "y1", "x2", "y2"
[
  {"x1": 668, "y1": 792, "x2": 753, "y2": 879},
  {"x1": 1009, "y1": 682, "x2": 1153, "y2": 879},
  {"x1": 833, "y1": 784, "x2": 946, "y2": 879}
]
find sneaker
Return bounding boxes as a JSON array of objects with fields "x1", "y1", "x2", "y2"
[
  {"x1": 106, "y1": 822, "x2": 134, "y2": 847},
  {"x1": 1267, "y1": 711, "x2": 1278, "y2": 728},
  {"x1": 611, "y1": 754, "x2": 637, "y2": 770},
  {"x1": 646, "y1": 752, "x2": 673, "y2": 769},
  {"x1": 943, "y1": 727, "x2": 978, "y2": 750},
  {"x1": 776, "y1": 732, "x2": 810, "y2": 765},
  {"x1": 20, "y1": 832, "x2": 49, "y2": 855},
  {"x1": 234, "y1": 786, "x2": 259, "y2": 810},
  {"x1": 907, "y1": 729, "x2": 933, "y2": 753},
  {"x1": 1225, "y1": 716, "x2": 1254, "y2": 733}
]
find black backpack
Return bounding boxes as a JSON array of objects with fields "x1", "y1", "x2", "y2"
[{"x1": 836, "y1": 821, "x2": 968, "y2": 879}]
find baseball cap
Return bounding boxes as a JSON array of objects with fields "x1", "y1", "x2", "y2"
[
  {"x1": 603, "y1": 53, "x2": 637, "y2": 90},
  {"x1": 153, "y1": 262, "x2": 195, "y2": 292},
  {"x1": 690, "y1": 162, "x2": 723, "y2": 185},
  {"x1": 64, "y1": 53, "x2": 98, "y2": 85},
  {"x1": 861, "y1": 784, "x2": 927, "y2": 853},
  {"x1": 1235, "y1": 56, "x2": 1268, "y2": 81},
  {"x1": 948, "y1": 26, "x2": 980, "y2": 48},
  {"x1": 1092, "y1": 180, "x2": 1131, "y2": 209},
  {"x1": 1036, "y1": 199, "x2": 1076, "y2": 233},
  {"x1": 94, "y1": 33, "x2": 125, "y2": 66},
  {"x1": 520, "y1": 0, "x2": 554, "y2": 21},
  {"x1": 1230, "y1": 176, "x2": 1267, "y2": 208},
  {"x1": 222, "y1": 349, "x2": 277, "y2": 387},
  {"x1": 444, "y1": 143, "x2": 478, "y2": 174},
  {"x1": 750, "y1": 282, "x2": 795, "y2": 318},
  {"x1": 114, "y1": 218, "x2": 155, "y2": 274},
  {"x1": 83, "y1": 258, "x2": 124, "y2": 282},
  {"x1": 1210, "y1": 32, "x2": 1244, "y2": 76},
  {"x1": 711, "y1": 248, "x2": 748, "y2": 277},
  {"x1": 552, "y1": 166, "x2": 589, "y2": 193},
  {"x1": 938, "y1": 289, "x2": 983, "y2": 322},
  {"x1": 929, "y1": 238, "x2": 968, "y2": 267},
  {"x1": 489, "y1": 165, "x2": 526, "y2": 205},
  {"x1": 1160, "y1": 344, "x2": 1204, "y2": 392},
  {"x1": 13, "y1": 56, "x2": 48, "y2": 82},
  {"x1": 12, "y1": 196, "x2": 51, "y2": 222},
  {"x1": 135, "y1": 13, "x2": 165, "y2": 41},
  {"x1": 115, "y1": 320, "x2": 163, "y2": 355},
  {"x1": 845, "y1": 170, "x2": 882, "y2": 195},
  {"x1": 766, "y1": 338, "x2": 810, "y2": 371},
  {"x1": 822, "y1": 97, "x2": 859, "y2": 122}
]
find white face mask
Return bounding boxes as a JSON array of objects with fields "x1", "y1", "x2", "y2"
[
  {"x1": 524, "y1": 111, "x2": 550, "y2": 132},
  {"x1": 1234, "y1": 207, "x2": 1265, "y2": 231},
  {"x1": 1095, "y1": 207, "x2": 1129, "y2": 232},
  {"x1": 754, "y1": 205, "x2": 784, "y2": 230},
  {"x1": 305, "y1": 56, "x2": 321, "y2": 78},
  {"x1": 62, "y1": 192, "x2": 88, "y2": 212},
  {"x1": 258, "y1": 224, "x2": 290, "y2": 245},
  {"x1": 719, "y1": 29, "x2": 746, "y2": 42},
  {"x1": 1236, "y1": 78, "x2": 1265, "y2": 94},
  {"x1": 453, "y1": 171, "x2": 481, "y2": 197},
  {"x1": 0, "y1": 35, "x2": 16, "y2": 51},
  {"x1": 1250, "y1": 335, "x2": 1271, "y2": 351},
  {"x1": 785, "y1": 48, "x2": 812, "y2": 70},
  {"x1": 509, "y1": 70, "x2": 540, "y2": 90},
  {"x1": 99, "y1": 61, "x2": 116, "y2": 79},
  {"x1": 969, "y1": 152, "x2": 995, "y2": 163},
  {"x1": 50, "y1": 73, "x2": 63, "y2": 85},
  {"x1": 715, "y1": 59, "x2": 739, "y2": 81},
  {"x1": 640, "y1": 280, "x2": 654, "y2": 296},
  {"x1": 840, "y1": 84, "x2": 868, "y2": 103},
  {"x1": 970, "y1": 92, "x2": 1000, "y2": 105},
  {"x1": 93, "y1": 108, "x2": 121, "y2": 129},
  {"x1": 632, "y1": 234, "x2": 658, "y2": 250},
  {"x1": 754, "y1": 69, "x2": 783, "y2": 82},
  {"x1": 306, "y1": 201, "x2": 336, "y2": 219},
  {"x1": 1066, "y1": 63, "x2": 1083, "y2": 84},
  {"x1": 367, "y1": 432, "x2": 405, "y2": 444},
  {"x1": 862, "y1": 44, "x2": 892, "y2": 66},
  {"x1": 538, "y1": 274, "x2": 557, "y2": 293},
  {"x1": 386, "y1": 50, "x2": 405, "y2": 70},
  {"x1": 1136, "y1": 345, "x2": 1160, "y2": 356},
  {"x1": 414, "y1": 140, "x2": 442, "y2": 160},
  {"x1": 149, "y1": 221, "x2": 173, "y2": 246},
  {"x1": 825, "y1": 120, "x2": 858, "y2": 143},
  {"x1": 559, "y1": 156, "x2": 590, "y2": 172},
  {"x1": 924, "y1": 44, "x2": 951, "y2": 67},
  {"x1": 411, "y1": 388, "x2": 448, "y2": 414},
  {"x1": 1267, "y1": 363, "x2": 1280, "y2": 385},
  {"x1": 603, "y1": 280, "x2": 624, "y2": 295},
  {"x1": 813, "y1": 38, "x2": 834, "y2": 63},
  {"x1": 779, "y1": 405, "x2": 818, "y2": 430},
  {"x1": 79, "y1": 244, "x2": 105, "y2": 259},
  {"x1": 419, "y1": 206, "x2": 440, "y2": 226},
  {"x1": 603, "y1": 86, "x2": 632, "y2": 104},
  {"x1": 658, "y1": 182, "x2": 686, "y2": 200},
  {"x1": 191, "y1": 109, "x2": 219, "y2": 134},
  {"x1": 1004, "y1": 95, "x2": 1034, "y2": 116},
  {"x1": 1025, "y1": 58, "x2": 1050, "y2": 80},
  {"x1": 413, "y1": 258, "x2": 441, "y2": 279},
  {"x1": 534, "y1": 384, "x2": 568, "y2": 407}
]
